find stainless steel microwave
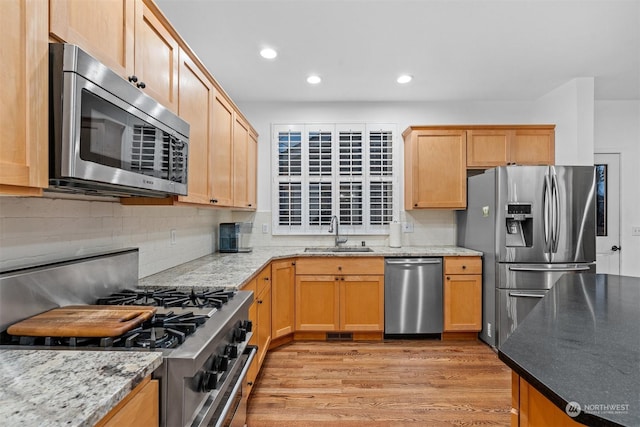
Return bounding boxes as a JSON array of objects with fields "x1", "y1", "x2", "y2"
[{"x1": 49, "y1": 43, "x2": 189, "y2": 197}]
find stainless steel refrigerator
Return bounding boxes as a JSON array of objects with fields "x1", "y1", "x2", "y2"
[{"x1": 456, "y1": 166, "x2": 596, "y2": 348}]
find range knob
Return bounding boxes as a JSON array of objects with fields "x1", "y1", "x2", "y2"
[
  {"x1": 225, "y1": 344, "x2": 238, "y2": 359},
  {"x1": 234, "y1": 327, "x2": 247, "y2": 342},
  {"x1": 241, "y1": 320, "x2": 253, "y2": 333},
  {"x1": 200, "y1": 370, "x2": 218, "y2": 392},
  {"x1": 215, "y1": 355, "x2": 229, "y2": 372}
]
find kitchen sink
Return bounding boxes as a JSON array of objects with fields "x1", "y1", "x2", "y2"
[{"x1": 304, "y1": 246, "x2": 374, "y2": 253}]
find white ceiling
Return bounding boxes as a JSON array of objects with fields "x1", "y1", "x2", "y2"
[{"x1": 155, "y1": 0, "x2": 640, "y2": 103}]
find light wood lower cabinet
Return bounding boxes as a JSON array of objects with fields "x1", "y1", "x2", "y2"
[
  {"x1": 96, "y1": 376, "x2": 159, "y2": 427},
  {"x1": 443, "y1": 257, "x2": 482, "y2": 332},
  {"x1": 295, "y1": 257, "x2": 384, "y2": 333},
  {"x1": 245, "y1": 265, "x2": 271, "y2": 396},
  {"x1": 271, "y1": 259, "x2": 296, "y2": 339},
  {"x1": 511, "y1": 372, "x2": 582, "y2": 427}
]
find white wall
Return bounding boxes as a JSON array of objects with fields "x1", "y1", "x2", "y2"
[
  {"x1": 0, "y1": 195, "x2": 232, "y2": 278},
  {"x1": 594, "y1": 100, "x2": 640, "y2": 277},
  {"x1": 238, "y1": 84, "x2": 597, "y2": 248},
  {"x1": 533, "y1": 78, "x2": 595, "y2": 165}
]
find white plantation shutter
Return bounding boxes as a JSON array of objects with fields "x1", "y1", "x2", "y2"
[{"x1": 272, "y1": 123, "x2": 398, "y2": 235}]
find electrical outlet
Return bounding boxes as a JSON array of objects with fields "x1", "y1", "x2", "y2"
[
  {"x1": 170, "y1": 229, "x2": 176, "y2": 245},
  {"x1": 403, "y1": 222, "x2": 414, "y2": 233},
  {"x1": 262, "y1": 223, "x2": 269, "y2": 233},
  {"x1": 632, "y1": 226, "x2": 640, "y2": 236}
]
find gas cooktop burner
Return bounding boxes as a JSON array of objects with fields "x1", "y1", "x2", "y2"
[{"x1": 96, "y1": 288, "x2": 235, "y2": 309}]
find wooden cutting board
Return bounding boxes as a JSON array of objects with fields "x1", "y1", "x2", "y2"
[{"x1": 7, "y1": 305, "x2": 157, "y2": 338}]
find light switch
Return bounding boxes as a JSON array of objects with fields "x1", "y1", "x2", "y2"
[{"x1": 482, "y1": 206, "x2": 489, "y2": 217}]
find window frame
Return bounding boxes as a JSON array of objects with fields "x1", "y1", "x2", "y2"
[{"x1": 271, "y1": 123, "x2": 399, "y2": 235}]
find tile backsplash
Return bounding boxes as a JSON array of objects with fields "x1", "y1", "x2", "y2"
[{"x1": 0, "y1": 195, "x2": 232, "y2": 278}]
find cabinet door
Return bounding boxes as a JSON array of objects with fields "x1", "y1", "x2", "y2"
[
  {"x1": 210, "y1": 94, "x2": 234, "y2": 206},
  {"x1": 340, "y1": 276, "x2": 384, "y2": 331},
  {"x1": 176, "y1": 50, "x2": 213, "y2": 205},
  {"x1": 134, "y1": 0, "x2": 179, "y2": 112},
  {"x1": 405, "y1": 130, "x2": 466, "y2": 209},
  {"x1": 256, "y1": 284, "x2": 272, "y2": 367},
  {"x1": 233, "y1": 116, "x2": 250, "y2": 208},
  {"x1": 443, "y1": 274, "x2": 482, "y2": 331},
  {"x1": 247, "y1": 131, "x2": 258, "y2": 209},
  {"x1": 511, "y1": 129, "x2": 555, "y2": 165},
  {"x1": 466, "y1": 129, "x2": 512, "y2": 168},
  {"x1": 272, "y1": 260, "x2": 296, "y2": 339},
  {"x1": 49, "y1": 0, "x2": 135, "y2": 77},
  {"x1": 295, "y1": 276, "x2": 340, "y2": 331},
  {"x1": 96, "y1": 378, "x2": 159, "y2": 427},
  {"x1": 1, "y1": 0, "x2": 48, "y2": 196}
]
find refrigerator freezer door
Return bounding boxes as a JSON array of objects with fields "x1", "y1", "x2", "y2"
[
  {"x1": 497, "y1": 262, "x2": 596, "y2": 290},
  {"x1": 497, "y1": 288, "x2": 547, "y2": 348}
]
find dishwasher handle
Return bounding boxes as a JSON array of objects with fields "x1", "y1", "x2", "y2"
[{"x1": 385, "y1": 258, "x2": 442, "y2": 265}]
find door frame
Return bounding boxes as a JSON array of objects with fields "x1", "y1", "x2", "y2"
[{"x1": 594, "y1": 152, "x2": 622, "y2": 274}]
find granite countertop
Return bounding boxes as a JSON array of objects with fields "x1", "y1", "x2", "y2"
[
  {"x1": 138, "y1": 245, "x2": 481, "y2": 290},
  {"x1": 0, "y1": 350, "x2": 163, "y2": 427},
  {"x1": 499, "y1": 274, "x2": 640, "y2": 427}
]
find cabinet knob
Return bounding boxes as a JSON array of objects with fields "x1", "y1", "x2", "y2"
[
  {"x1": 292, "y1": 262, "x2": 296, "y2": 266},
  {"x1": 248, "y1": 204, "x2": 252, "y2": 207},
  {"x1": 128, "y1": 75, "x2": 138, "y2": 83},
  {"x1": 462, "y1": 265, "x2": 467, "y2": 270},
  {"x1": 136, "y1": 82, "x2": 146, "y2": 89},
  {"x1": 247, "y1": 381, "x2": 254, "y2": 386},
  {"x1": 338, "y1": 266, "x2": 342, "y2": 271},
  {"x1": 257, "y1": 299, "x2": 263, "y2": 304},
  {"x1": 340, "y1": 277, "x2": 344, "y2": 281},
  {"x1": 446, "y1": 276, "x2": 450, "y2": 281},
  {"x1": 335, "y1": 277, "x2": 339, "y2": 281},
  {"x1": 263, "y1": 277, "x2": 270, "y2": 281},
  {"x1": 210, "y1": 199, "x2": 218, "y2": 204}
]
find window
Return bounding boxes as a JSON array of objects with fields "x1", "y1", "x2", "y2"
[
  {"x1": 596, "y1": 164, "x2": 607, "y2": 236},
  {"x1": 272, "y1": 124, "x2": 398, "y2": 235}
]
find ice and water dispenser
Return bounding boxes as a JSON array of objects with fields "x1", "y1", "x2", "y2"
[{"x1": 505, "y1": 203, "x2": 533, "y2": 247}]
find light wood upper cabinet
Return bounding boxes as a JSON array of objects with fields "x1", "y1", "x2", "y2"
[
  {"x1": 133, "y1": 0, "x2": 179, "y2": 112},
  {"x1": 210, "y1": 94, "x2": 235, "y2": 206},
  {"x1": 0, "y1": 0, "x2": 49, "y2": 196},
  {"x1": 50, "y1": 0, "x2": 179, "y2": 112},
  {"x1": 176, "y1": 49, "x2": 213, "y2": 205},
  {"x1": 467, "y1": 126, "x2": 555, "y2": 167},
  {"x1": 49, "y1": 0, "x2": 135, "y2": 77},
  {"x1": 232, "y1": 116, "x2": 257, "y2": 209},
  {"x1": 443, "y1": 257, "x2": 482, "y2": 332},
  {"x1": 466, "y1": 129, "x2": 511, "y2": 168},
  {"x1": 511, "y1": 128, "x2": 555, "y2": 165},
  {"x1": 403, "y1": 128, "x2": 467, "y2": 210}
]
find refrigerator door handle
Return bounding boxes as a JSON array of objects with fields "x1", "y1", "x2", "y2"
[
  {"x1": 551, "y1": 171, "x2": 560, "y2": 253},
  {"x1": 543, "y1": 173, "x2": 552, "y2": 252},
  {"x1": 508, "y1": 265, "x2": 591, "y2": 272},
  {"x1": 508, "y1": 292, "x2": 545, "y2": 298}
]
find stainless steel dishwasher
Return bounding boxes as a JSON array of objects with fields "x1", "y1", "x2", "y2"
[{"x1": 384, "y1": 258, "x2": 443, "y2": 335}]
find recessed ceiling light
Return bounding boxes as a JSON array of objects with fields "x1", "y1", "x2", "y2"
[
  {"x1": 397, "y1": 74, "x2": 413, "y2": 84},
  {"x1": 260, "y1": 48, "x2": 277, "y2": 59},
  {"x1": 307, "y1": 75, "x2": 322, "y2": 85}
]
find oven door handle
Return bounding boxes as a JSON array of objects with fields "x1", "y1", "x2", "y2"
[{"x1": 214, "y1": 345, "x2": 257, "y2": 427}]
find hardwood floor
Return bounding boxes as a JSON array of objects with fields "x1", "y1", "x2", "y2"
[{"x1": 246, "y1": 339, "x2": 511, "y2": 426}]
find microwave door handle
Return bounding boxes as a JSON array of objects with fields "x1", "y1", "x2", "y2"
[
  {"x1": 508, "y1": 265, "x2": 591, "y2": 272},
  {"x1": 508, "y1": 292, "x2": 545, "y2": 298}
]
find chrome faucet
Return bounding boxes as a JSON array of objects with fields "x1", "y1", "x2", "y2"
[{"x1": 328, "y1": 215, "x2": 348, "y2": 247}]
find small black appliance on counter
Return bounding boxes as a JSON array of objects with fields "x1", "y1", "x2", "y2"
[{"x1": 219, "y1": 222, "x2": 253, "y2": 253}]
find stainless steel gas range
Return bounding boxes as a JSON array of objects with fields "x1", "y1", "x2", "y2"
[{"x1": 0, "y1": 249, "x2": 254, "y2": 427}]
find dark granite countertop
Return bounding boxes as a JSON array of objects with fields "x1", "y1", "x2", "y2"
[{"x1": 499, "y1": 274, "x2": 640, "y2": 427}]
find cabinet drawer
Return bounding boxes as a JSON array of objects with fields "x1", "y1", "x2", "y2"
[
  {"x1": 256, "y1": 265, "x2": 271, "y2": 296},
  {"x1": 296, "y1": 257, "x2": 384, "y2": 275},
  {"x1": 444, "y1": 256, "x2": 482, "y2": 275}
]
